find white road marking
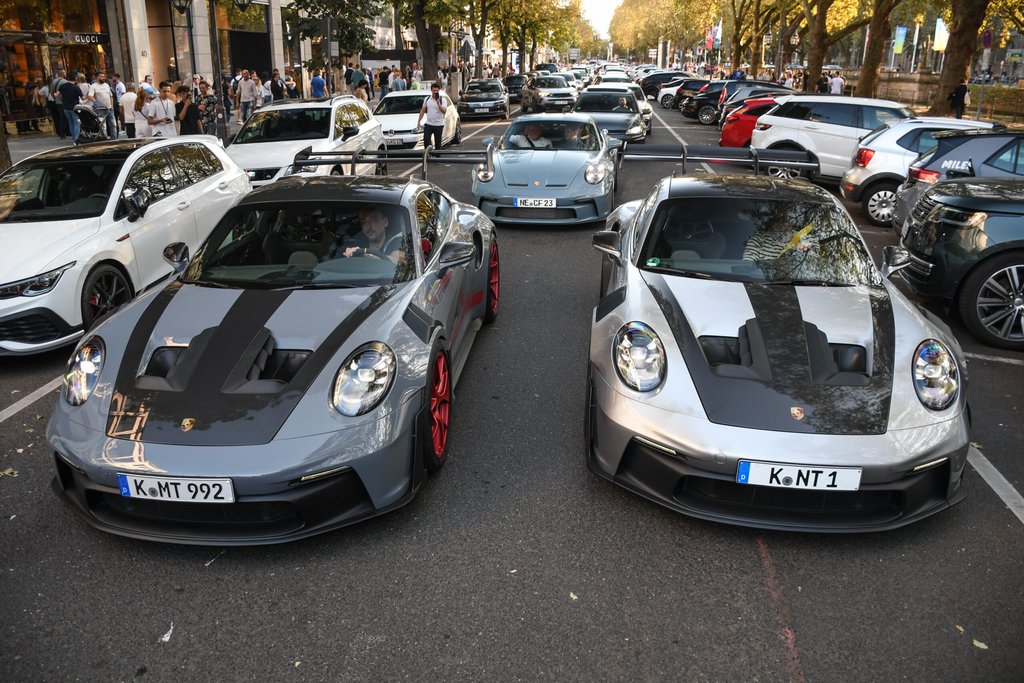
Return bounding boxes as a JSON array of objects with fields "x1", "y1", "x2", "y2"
[
  {"x1": 965, "y1": 352, "x2": 1024, "y2": 367},
  {"x1": 0, "y1": 377, "x2": 61, "y2": 425},
  {"x1": 968, "y1": 447, "x2": 1024, "y2": 526},
  {"x1": 159, "y1": 622, "x2": 174, "y2": 643},
  {"x1": 649, "y1": 107, "x2": 715, "y2": 174}
]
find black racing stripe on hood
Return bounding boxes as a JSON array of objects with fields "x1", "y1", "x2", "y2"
[
  {"x1": 644, "y1": 274, "x2": 895, "y2": 435},
  {"x1": 107, "y1": 285, "x2": 397, "y2": 446}
]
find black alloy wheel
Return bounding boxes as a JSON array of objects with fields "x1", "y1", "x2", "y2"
[
  {"x1": 958, "y1": 252, "x2": 1024, "y2": 351},
  {"x1": 81, "y1": 265, "x2": 132, "y2": 329}
]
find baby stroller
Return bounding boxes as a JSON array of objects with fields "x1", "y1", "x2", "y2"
[{"x1": 74, "y1": 104, "x2": 108, "y2": 144}]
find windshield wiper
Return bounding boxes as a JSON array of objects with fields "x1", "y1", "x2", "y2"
[
  {"x1": 765, "y1": 279, "x2": 854, "y2": 287},
  {"x1": 269, "y1": 282, "x2": 362, "y2": 291},
  {"x1": 180, "y1": 278, "x2": 236, "y2": 289},
  {"x1": 642, "y1": 265, "x2": 714, "y2": 279}
]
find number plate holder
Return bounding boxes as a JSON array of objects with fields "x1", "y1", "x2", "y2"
[
  {"x1": 736, "y1": 461, "x2": 862, "y2": 491},
  {"x1": 513, "y1": 197, "x2": 556, "y2": 208},
  {"x1": 117, "y1": 473, "x2": 236, "y2": 503}
]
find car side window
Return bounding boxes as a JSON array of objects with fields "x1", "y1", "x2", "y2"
[
  {"x1": 416, "y1": 191, "x2": 440, "y2": 259},
  {"x1": 987, "y1": 140, "x2": 1024, "y2": 175},
  {"x1": 861, "y1": 106, "x2": 905, "y2": 129},
  {"x1": 123, "y1": 150, "x2": 181, "y2": 202},
  {"x1": 915, "y1": 130, "x2": 940, "y2": 154},
  {"x1": 352, "y1": 102, "x2": 370, "y2": 125},
  {"x1": 809, "y1": 102, "x2": 857, "y2": 127},
  {"x1": 745, "y1": 104, "x2": 774, "y2": 117},
  {"x1": 632, "y1": 187, "x2": 661, "y2": 255},
  {"x1": 777, "y1": 101, "x2": 813, "y2": 120},
  {"x1": 168, "y1": 143, "x2": 219, "y2": 186}
]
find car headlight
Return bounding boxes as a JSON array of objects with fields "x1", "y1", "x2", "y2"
[
  {"x1": 627, "y1": 119, "x2": 643, "y2": 135},
  {"x1": 584, "y1": 161, "x2": 610, "y2": 184},
  {"x1": 913, "y1": 339, "x2": 959, "y2": 410},
  {"x1": 927, "y1": 205, "x2": 987, "y2": 230},
  {"x1": 475, "y1": 165, "x2": 494, "y2": 182},
  {"x1": 538, "y1": 91, "x2": 551, "y2": 97},
  {"x1": 331, "y1": 342, "x2": 397, "y2": 416},
  {"x1": 613, "y1": 322, "x2": 666, "y2": 392},
  {"x1": 0, "y1": 262, "x2": 75, "y2": 299},
  {"x1": 63, "y1": 336, "x2": 105, "y2": 406}
]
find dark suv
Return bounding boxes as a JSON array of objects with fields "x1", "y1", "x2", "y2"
[
  {"x1": 894, "y1": 130, "x2": 1024, "y2": 232},
  {"x1": 638, "y1": 70, "x2": 690, "y2": 98},
  {"x1": 897, "y1": 178, "x2": 1024, "y2": 349},
  {"x1": 504, "y1": 74, "x2": 527, "y2": 102},
  {"x1": 680, "y1": 81, "x2": 728, "y2": 124}
]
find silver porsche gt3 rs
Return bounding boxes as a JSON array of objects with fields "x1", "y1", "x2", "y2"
[
  {"x1": 587, "y1": 174, "x2": 970, "y2": 532},
  {"x1": 47, "y1": 175, "x2": 500, "y2": 545}
]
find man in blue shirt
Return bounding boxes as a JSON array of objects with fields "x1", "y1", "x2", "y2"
[{"x1": 311, "y1": 69, "x2": 326, "y2": 98}]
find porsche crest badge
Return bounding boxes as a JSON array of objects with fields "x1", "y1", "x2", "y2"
[
  {"x1": 532, "y1": 181, "x2": 541, "y2": 186},
  {"x1": 790, "y1": 407, "x2": 805, "y2": 421},
  {"x1": 180, "y1": 418, "x2": 196, "y2": 432}
]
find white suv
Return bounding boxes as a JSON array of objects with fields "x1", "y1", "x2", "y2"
[
  {"x1": 226, "y1": 96, "x2": 385, "y2": 186},
  {"x1": 751, "y1": 95, "x2": 912, "y2": 181},
  {"x1": 0, "y1": 138, "x2": 249, "y2": 355},
  {"x1": 840, "y1": 117, "x2": 1001, "y2": 226}
]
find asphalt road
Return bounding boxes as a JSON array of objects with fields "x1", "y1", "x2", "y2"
[{"x1": 1, "y1": 103, "x2": 1022, "y2": 681}]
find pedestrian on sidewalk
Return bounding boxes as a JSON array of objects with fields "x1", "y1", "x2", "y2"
[
  {"x1": 87, "y1": 71, "x2": 117, "y2": 139},
  {"x1": 197, "y1": 80, "x2": 218, "y2": 133},
  {"x1": 112, "y1": 73, "x2": 126, "y2": 132},
  {"x1": 134, "y1": 87, "x2": 153, "y2": 138},
  {"x1": 56, "y1": 74, "x2": 83, "y2": 142},
  {"x1": 175, "y1": 85, "x2": 203, "y2": 135},
  {"x1": 311, "y1": 69, "x2": 326, "y2": 98},
  {"x1": 948, "y1": 79, "x2": 969, "y2": 119},
  {"x1": 47, "y1": 70, "x2": 68, "y2": 139},
  {"x1": 144, "y1": 81, "x2": 179, "y2": 137},
  {"x1": 236, "y1": 70, "x2": 257, "y2": 121},
  {"x1": 121, "y1": 83, "x2": 137, "y2": 138}
]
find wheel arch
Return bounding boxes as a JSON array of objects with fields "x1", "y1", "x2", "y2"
[{"x1": 953, "y1": 244, "x2": 1024, "y2": 306}]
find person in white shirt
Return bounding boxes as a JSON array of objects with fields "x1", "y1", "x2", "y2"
[
  {"x1": 120, "y1": 83, "x2": 138, "y2": 138},
  {"x1": 87, "y1": 71, "x2": 117, "y2": 138},
  {"x1": 143, "y1": 81, "x2": 178, "y2": 137},
  {"x1": 416, "y1": 82, "x2": 448, "y2": 149},
  {"x1": 830, "y1": 72, "x2": 845, "y2": 95}
]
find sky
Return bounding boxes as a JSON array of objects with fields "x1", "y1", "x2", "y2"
[{"x1": 582, "y1": 0, "x2": 623, "y2": 39}]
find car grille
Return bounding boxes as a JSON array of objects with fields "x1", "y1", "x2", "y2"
[
  {"x1": 678, "y1": 477, "x2": 900, "y2": 517},
  {"x1": 0, "y1": 314, "x2": 62, "y2": 344},
  {"x1": 92, "y1": 492, "x2": 301, "y2": 527},
  {"x1": 910, "y1": 194, "x2": 937, "y2": 227},
  {"x1": 248, "y1": 168, "x2": 280, "y2": 181},
  {"x1": 496, "y1": 207, "x2": 576, "y2": 220},
  {"x1": 904, "y1": 252, "x2": 935, "y2": 283}
]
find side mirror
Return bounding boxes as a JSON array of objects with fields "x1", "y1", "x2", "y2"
[
  {"x1": 341, "y1": 125, "x2": 360, "y2": 141},
  {"x1": 607, "y1": 137, "x2": 623, "y2": 150},
  {"x1": 593, "y1": 230, "x2": 621, "y2": 259},
  {"x1": 881, "y1": 245, "x2": 911, "y2": 279},
  {"x1": 437, "y1": 241, "x2": 476, "y2": 270},
  {"x1": 163, "y1": 242, "x2": 190, "y2": 274},
  {"x1": 946, "y1": 161, "x2": 974, "y2": 179},
  {"x1": 121, "y1": 187, "x2": 152, "y2": 222}
]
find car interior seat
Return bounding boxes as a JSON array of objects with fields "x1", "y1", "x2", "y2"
[{"x1": 659, "y1": 206, "x2": 727, "y2": 259}]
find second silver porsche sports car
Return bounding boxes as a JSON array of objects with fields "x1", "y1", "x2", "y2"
[
  {"x1": 472, "y1": 113, "x2": 621, "y2": 225},
  {"x1": 587, "y1": 174, "x2": 970, "y2": 532},
  {"x1": 47, "y1": 175, "x2": 500, "y2": 545}
]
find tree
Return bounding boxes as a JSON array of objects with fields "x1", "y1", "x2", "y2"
[
  {"x1": 798, "y1": 0, "x2": 870, "y2": 90},
  {"x1": 290, "y1": 0, "x2": 386, "y2": 69},
  {"x1": 925, "y1": 0, "x2": 992, "y2": 114},
  {"x1": 856, "y1": 0, "x2": 904, "y2": 97},
  {"x1": 396, "y1": 0, "x2": 459, "y2": 83}
]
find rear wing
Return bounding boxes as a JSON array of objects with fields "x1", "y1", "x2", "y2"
[
  {"x1": 620, "y1": 143, "x2": 818, "y2": 176},
  {"x1": 291, "y1": 144, "x2": 494, "y2": 182}
]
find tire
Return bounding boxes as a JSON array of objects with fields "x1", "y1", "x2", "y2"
[
  {"x1": 484, "y1": 240, "x2": 499, "y2": 323},
  {"x1": 81, "y1": 265, "x2": 132, "y2": 329},
  {"x1": 330, "y1": 166, "x2": 343, "y2": 176},
  {"x1": 860, "y1": 181, "x2": 899, "y2": 227},
  {"x1": 452, "y1": 122, "x2": 462, "y2": 145},
  {"x1": 765, "y1": 145, "x2": 807, "y2": 179},
  {"x1": 957, "y1": 251, "x2": 1024, "y2": 351},
  {"x1": 660, "y1": 94, "x2": 674, "y2": 109},
  {"x1": 374, "y1": 148, "x2": 388, "y2": 176},
  {"x1": 697, "y1": 104, "x2": 718, "y2": 125},
  {"x1": 421, "y1": 344, "x2": 452, "y2": 474}
]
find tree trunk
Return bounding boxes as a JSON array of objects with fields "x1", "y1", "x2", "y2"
[
  {"x1": 472, "y1": 5, "x2": 489, "y2": 78},
  {"x1": 530, "y1": 37, "x2": 537, "y2": 69},
  {"x1": 750, "y1": 0, "x2": 764, "y2": 77},
  {"x1": 856, "y1": 0, "x2": 899, "y2": 99},
  {"x1": 0, "y1": 117, "x2": 11, "y2": 174},
  {"x1": 392, "y1": 1, "x2": 402, "y2": 50},
  {"x1": 519, "y1": 28, "x2": 528, "y2": 71},
  {"x1": 411, "y1": 2, "x2": 440, "y2": 81},
  {"x1": 925, "y1": 0, "x2": 990, "y2": 115},
  {"x1": 731, "y1": 29, "x2": 743, "y2": 71},
  {"x1": 803, "y1": 1, "x2": 834, "y2": 91},
  {"x1": 500, "y1": 32, "x2": 509, "y2": 76}
]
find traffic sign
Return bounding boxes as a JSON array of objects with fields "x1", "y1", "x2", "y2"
[
  {"x1": 648, "y1": 48, "x2": 658, "y2": 58},
  {"x1": 982, "y1": 29, "x2": 992, "y2": 49}
]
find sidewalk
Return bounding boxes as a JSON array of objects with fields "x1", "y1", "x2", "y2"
[{"x1": 6, "y1": 120, "x2": 247, "y2": 165}]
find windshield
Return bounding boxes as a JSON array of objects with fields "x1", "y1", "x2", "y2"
[
  {"x1": 627, "y1": 85, "x2": 645, "y2": 102},
  {"x1": 555, "y1": 73, "x2": 577, "y2": 82},
  {"x1": 465, "y1": 81, "x2": 502, "y2": 94},
  {"x1": 534, "y1": 77, "x2": 568, "y2": 89},
  {"x1": 0, "y1": 161, "x2": 121, "y2": 222},
  {"x1": 501, "y1": 120, "x2": 600, "y2": 151},
  {"x1": 375, "y1": 94, "x2": 428, "y2": 114},
  {"x1": 575, "y1": 92, "x2": 638, "y2": 113},
  {"x1": 638, "y1": 197, "x2": 880, "y2": 286},
  {"x1": 184, "y1": 202, "x2": 416, "y2": 289},
  {"x1": 234, "y1": 108, "x2": 332, "y2": 143}
]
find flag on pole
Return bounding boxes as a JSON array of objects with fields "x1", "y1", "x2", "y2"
[
  {"x1": 713, "y1": 20, "x2": 722, "y2": 50},
  {"x1": 893, "y1": 26, "x2": 907, "y2": 54},
  {"x1": 706, "y1": 26, "x2": 714, "y2": 51},
  {"x1": 933, "y1": 18, "x2": 949, "y2": 52}
]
